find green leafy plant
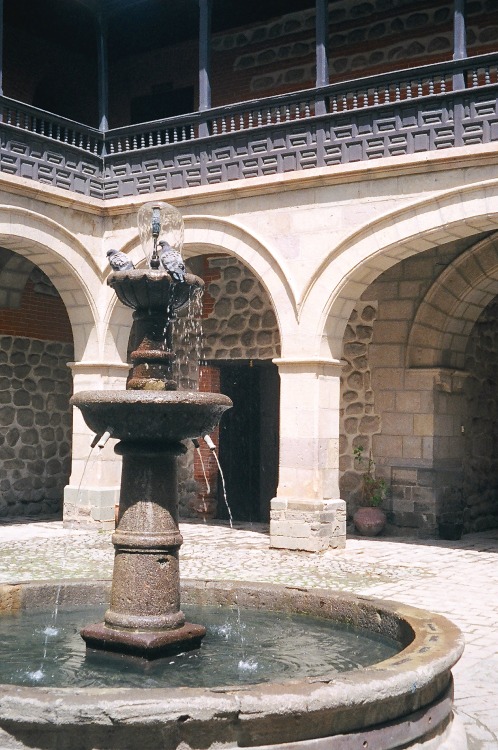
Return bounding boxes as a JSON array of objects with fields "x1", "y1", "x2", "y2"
[{"x1": 353, "y1": 445, "x2": 388, "y2": 507}]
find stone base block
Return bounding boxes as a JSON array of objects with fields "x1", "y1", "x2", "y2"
[
  {"x1": 63, "y1": 485, "x2": 120, "y2": 529},
  {"x1": 270, "y1": 498, "x2": 346, "y2": 551},
  {"x1": 81, "y1": 621, "x2": 206, "y2": 660}
]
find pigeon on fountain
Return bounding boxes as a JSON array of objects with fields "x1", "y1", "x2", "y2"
[
  {"x1": 158, "y1": 241, "x2": 186, "y2": 282},
  {"x1": 107, "y1": 249, "x2": 135, "y2": 271}
]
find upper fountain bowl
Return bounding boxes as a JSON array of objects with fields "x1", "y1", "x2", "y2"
[
  {"x1": 71, "y1": 390, "x2": 232, "y2": 443},
  {"x1": 108, "y1": 269, "x2": 204, "y2": 313}
]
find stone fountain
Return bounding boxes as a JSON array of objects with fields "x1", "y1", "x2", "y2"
[
  {"x1": 71, "y1": 202, "x2": 231, "y2": 658},
  {"x1": 0, "y1": 203, "x2": 468, "y2": 749}
]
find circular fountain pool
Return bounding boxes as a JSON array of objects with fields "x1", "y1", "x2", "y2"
[{"x1": 0, "y1": 579, "x2": 467, "y2": 750}]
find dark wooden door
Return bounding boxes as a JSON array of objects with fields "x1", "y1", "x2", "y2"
[{"x1": 218, "y1": 361, "x2": 279, "y2": 522}]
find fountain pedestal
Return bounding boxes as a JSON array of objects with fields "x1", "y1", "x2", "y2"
[{"x1": 81, "y1": 440, "x2": 206, "y2": 657}]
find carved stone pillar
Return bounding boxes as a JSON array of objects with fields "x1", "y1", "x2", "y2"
[{"x1": 270, "y1": 358, "x2": 346, "y2": 552}]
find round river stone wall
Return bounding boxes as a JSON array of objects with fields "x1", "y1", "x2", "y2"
[
  {"x1": 0, "y1": 335, "x2": 73, "y2": 518},
  {"x1": 339, "y1": 301, "x2": 381, "y2": 516},
  {"x1": 201, "y1": 256, "x2": 281, "y2": 361}
]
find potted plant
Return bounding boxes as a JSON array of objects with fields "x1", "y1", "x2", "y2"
[{"x1": 352, "y1": 446, "x2": 388, "y2": 536}]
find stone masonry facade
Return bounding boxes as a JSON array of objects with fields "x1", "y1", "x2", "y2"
[
  {"x1": 339, "y1": 237, "x2": 498, "y2": 537},
  {"x1": 0, "y1": 336, "x2": 73, "y2": 518},
  {"x1": 339, "y1": 301, "x2": 381, "y2": 516}
]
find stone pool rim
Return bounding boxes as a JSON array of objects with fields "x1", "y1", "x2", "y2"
[{"x1": 0, "y1": 579, "x2": 465, "y2": 749}]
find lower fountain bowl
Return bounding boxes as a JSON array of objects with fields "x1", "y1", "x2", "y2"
[
  {"x1": 0, "y1": 579, "x2": 467, "y2": 750},
  {"x1": 70, "y1": 390, "x2": 232, "y2": 442}
]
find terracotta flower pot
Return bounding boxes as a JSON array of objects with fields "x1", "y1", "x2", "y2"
[{"x1": 353, "y1": 506, "x2": 386, "y2": 536}]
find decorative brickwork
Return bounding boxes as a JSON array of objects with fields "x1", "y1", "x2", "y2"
[{"x1": 0, "y1": 279, "x2": 73, "y2": 343}]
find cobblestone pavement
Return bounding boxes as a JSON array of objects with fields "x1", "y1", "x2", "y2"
[{"x1": 0, "y1": 518, "x2": 497, "y2": 749}]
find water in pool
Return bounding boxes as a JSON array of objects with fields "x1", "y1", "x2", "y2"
[{"x1": 0, "y1": 604, "x2": 401, "y2": 688}]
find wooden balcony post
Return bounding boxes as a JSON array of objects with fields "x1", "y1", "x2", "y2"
[
  {"x1": 97, "y1": 7, "x2": 109, "y2": 134},
  {"x1": 453, "y1": 0, "x2": 467, "y2": 91},
  {"x1": 315, "y1": 0, "x2": 329, "y2": 166},
  {"x1": 199, "y1": 0, "x2": 212, "y2": 138},
  {"x1": 315, "y1": 0, "x2": 329, "y2": 116}
]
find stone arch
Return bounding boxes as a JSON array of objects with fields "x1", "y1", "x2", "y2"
[
  {"x1": 103, "y1": 215, "x2": 288, "y2": 524},
  {"x1": 407, "y1": 232, "x2": 498, "y2": 368},
  {"x1": 183, "y1": 214, "x2": 297, "y2": 335},
  {"x1": 105, "y1": 214, "x2": 298, "y2": 363},
  {"x1": 299, "y1": 180, "x2": 498, "y2": 361},
  {"x1": 0, "y1": 205, "x2": 100, "y2": 361}
]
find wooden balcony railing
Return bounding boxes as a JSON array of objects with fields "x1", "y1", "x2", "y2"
[{"x1": 0, "y1": 53, "x2": 497, "y2": 199}]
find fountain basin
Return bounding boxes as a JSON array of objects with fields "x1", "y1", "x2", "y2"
[
  {"x1": 0, "y1": 579, "x2": 467, "y2": 750},
  {"x1": 108, "y1": 269, "x2": 203, "y2": 313},
  {"x1": 70, "y1": 390, "x2": 232, "y2": 442}
]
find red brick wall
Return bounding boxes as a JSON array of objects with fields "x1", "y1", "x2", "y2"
[
  {"x1": 5, "y1": 2, "x2": 498, "y2": 128},
  {"x1": 192, "y1": 364, "x2": 221, "y2": 515},
  {"x1": 200, "y1": 255, "x2": 222, "y2": 319},
  {"x1": 106, "y1": 1, "x2": 498, "y2": 124},
  {"x1": 0, "y1": 280, "x2": 73, "y2": 343}
]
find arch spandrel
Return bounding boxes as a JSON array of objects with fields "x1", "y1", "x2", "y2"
[
  {"x1": 105, "y1": 215, "x2": 300, "y2": 364},
  {"x1": 298, "y1": 181, "x2": 498, "y2": 362},
  {"x1": 0, "y1": 205, "x2": 101, "y2": 361}
]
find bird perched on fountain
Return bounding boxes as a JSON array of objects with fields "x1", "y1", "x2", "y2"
[
  {"x1": 158, "y1": 240, "x2": 186, "y2": 282},
  {"x1": 106, "y1": 249, "x2": 135, "y2": 271}
]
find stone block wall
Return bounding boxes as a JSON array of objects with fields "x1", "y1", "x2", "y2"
[
  {"x1": 339, "y1": 241, "x2": 476, "y2": 536},
  {"x1": 339, "y1": 301, "x2": 381, "y2": 514},
  {"x1": 0, "y1": 336, "x2": 73, "y2": 518}
]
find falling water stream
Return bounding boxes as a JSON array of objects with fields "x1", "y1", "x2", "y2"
[
  {"x1": 26, "y1": 563, "x2": 66, "y2": 683},
  {"x1": 173, "y1": 288, "x2": 203, "y2": 390},
  {"x1": 212, "y1": 448, "x2": 233, "y2": 529},
  {"x1": 194, "y1": 446, "x2": 210, "y2": 496},
  {"x1": 75, "y1": 445, "x2": 96, "y2": 513}
]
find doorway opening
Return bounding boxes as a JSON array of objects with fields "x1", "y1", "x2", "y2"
[{"x1": 216, "y1": 360, "x2": 279, "y2": 523}]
